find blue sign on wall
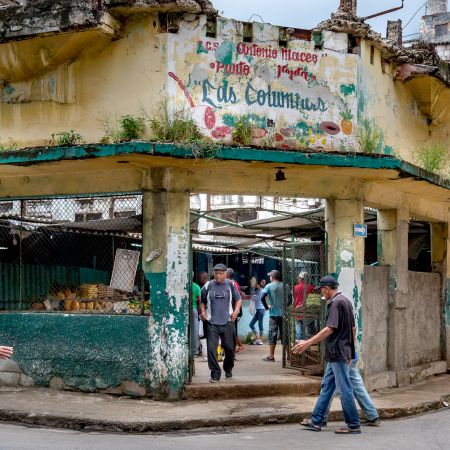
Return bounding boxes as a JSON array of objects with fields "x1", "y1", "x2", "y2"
[{"x1": 353, "y1": 223, "x2": 367, "y2": 238}]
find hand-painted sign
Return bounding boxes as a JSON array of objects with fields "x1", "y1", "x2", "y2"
[{"x1": 166, "y1": 19, "x2": 358, "y2": 151}]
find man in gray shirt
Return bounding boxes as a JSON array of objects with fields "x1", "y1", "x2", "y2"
[{"x1": 200, "y1": 263, "x2": 242, "y2": 382}]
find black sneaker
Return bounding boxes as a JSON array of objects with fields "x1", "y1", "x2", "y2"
[
  {"x1": 225, "y1": 371, "x2": 232, "y2": 379},
  {"x1": 363, "y1": 417, "x2": 381, "y2": 427}
]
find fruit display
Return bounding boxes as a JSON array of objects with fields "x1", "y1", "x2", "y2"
[{"x1": 43, "y1": 282, "x2": 147, "y2": 315}]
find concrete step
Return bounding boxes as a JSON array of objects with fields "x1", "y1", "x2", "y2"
[{"x1": 184, "y1": 378, "x2": 321, "y2": 400}]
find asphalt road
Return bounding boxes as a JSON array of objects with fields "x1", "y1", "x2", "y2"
[{"x1": 0, "y1": 409, "x2": 448, "y2": 450}]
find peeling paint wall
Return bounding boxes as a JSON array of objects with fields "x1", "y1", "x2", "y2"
[
  {"x1": 142, "y1": 189, "x2": 190, "y2": 400},
  {"x1": 166, "y1": 17, "x2": 358, "y2": 151},
  {"x1": 0, "y1": 313, "x2": 152, "y2": 396},
  {"x1": 357, "y1": 39, "x2": 450, "y2": 161},
  {"x1": 0, "y1": 14, "x2": 165, "y2": 148}
]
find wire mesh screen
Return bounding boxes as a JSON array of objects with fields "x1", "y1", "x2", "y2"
[
  {"x1": 0, "y1": 194, "x2": 148, "y2": 315},
  {"x1": 282, "y1": 242, "x2": 325, "y2": 374}
]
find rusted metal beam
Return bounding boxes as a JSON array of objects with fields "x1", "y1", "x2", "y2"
[{"x1": 364, "y1": 0, "x2": 404, "y2": 20}]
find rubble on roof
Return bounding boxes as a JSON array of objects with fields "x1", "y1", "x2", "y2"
[
  {"x1": 316, "y1": 9, "x2": 450, "y2": 86},
  {"x1": 0, "y1": 0, "x2": 216, "y2": 42}
]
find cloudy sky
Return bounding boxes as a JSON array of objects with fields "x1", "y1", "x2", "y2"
[{"x1": 211, "y1": 1, "x2": 435, "y2": 40}]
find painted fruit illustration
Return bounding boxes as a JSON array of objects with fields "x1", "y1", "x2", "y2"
[
  {"x1": 320, "y1": 121, "x2": 341, "y2": 135},
  {"x1": 251, "y1": 128, "x2": 267, "y2": 139},
  {"x1": 211, "y1": 126, "x2": 231, "y2": 139},
  {"x1": 204, "y1": 106, "x2": 216, "y2": 130},
  {"x1": 340, "y1": 106, "x2": 354, "y2": 135}
]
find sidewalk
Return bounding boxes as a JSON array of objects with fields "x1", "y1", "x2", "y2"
[{"x1": 0, "y1": 374, "x2": 448, "y2": 432}]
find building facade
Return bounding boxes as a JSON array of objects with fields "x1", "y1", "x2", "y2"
[
  {"x1": 0, "y1": 0, "x2": 448, "y2": 399},
  {"x1": 420, "y1": 0, "x2": 450, "y2": 61}
]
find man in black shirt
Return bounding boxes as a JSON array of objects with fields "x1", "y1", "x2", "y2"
[{"x1": 292, "y1": 275, "x2": 361, "y2": 434}]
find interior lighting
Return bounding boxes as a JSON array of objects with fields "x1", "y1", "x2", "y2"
[{"x1": 275, "y1": 169, "x2": 286, "y2": 182}]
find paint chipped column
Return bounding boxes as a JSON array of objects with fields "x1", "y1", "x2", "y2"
[
  {"x1": 431, "y1": 221, "x2": 450, "y2": 367},
  {"x1": 332, "y1": 197, "x2": 364, "y2": 354},
  {"x1": 142, "y1": 169, "x2": 190, "y2": 400}
]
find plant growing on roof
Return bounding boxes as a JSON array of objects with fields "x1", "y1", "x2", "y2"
[
  {"x1": 355, "y1": 119, "x2": 383, "y2": 154},
  {"x1": 51, "y1": 130, "x2": 84, "y2": 146},
  {"x1": 98, "y1": 112, "x2": 146, "y2": 143},
  {"x1": 340, "y1": 105, "x2": 354, "y2": 135},
  {"x1": 119, "y1": 115, "x2": 146, "y2": 141},
  {"x1": 147, "y1": 98, "x2": 203, "y2": 143},
  {"x1": 412, "y1": 142, "x2": 449, "y2": 175},
  {"x1": 0, "y1": 138, "x2": 18, "y2": 151},
  {"x1": 232, "y1": 116, "x2": 254, "y2": 146}
]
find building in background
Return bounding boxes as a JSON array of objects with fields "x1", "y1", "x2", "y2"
[{"x1": 420, "y1": 0, "x2": 450, "y2": 61}]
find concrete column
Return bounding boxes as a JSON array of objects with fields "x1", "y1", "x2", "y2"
[
  {"x1": 142, "y1": 170, "x2": 190, "y2": 400},
  {"x1": 333, "y1": 198, "x2": 365, "y2": 348},
  {"x1": 379, "y1": 208, "x2": 409, "y2": 381},
  {"x1": 431, "y1": 222, "x2": 450, "y2": 366}
]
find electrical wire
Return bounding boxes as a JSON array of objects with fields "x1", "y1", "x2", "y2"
[{"x1": 402, "y1": 1, "x2": 428, "y2": 30}]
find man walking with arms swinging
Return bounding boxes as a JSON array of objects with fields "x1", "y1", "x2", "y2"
[
  {"x1": 292, "y1": 275, "x2": 361, "y2": 434},
  {"x1": 199, "y1": 263, "x2": 241, "y2": 383}
]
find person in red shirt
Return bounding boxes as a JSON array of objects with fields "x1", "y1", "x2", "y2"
[{"x1": 293, "y1": 272, "x2": 315, "y2": 340}]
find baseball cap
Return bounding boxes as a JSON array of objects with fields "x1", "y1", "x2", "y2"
[
  {"x1": 213, "y1": 263, "x2": 227, "y2": 271},
  {"x1": 267, "y1": 269, "x2": 281, "y2": 279},
  {"x1": 315, "y1": 275, "x2": 339, "y2": 290}
]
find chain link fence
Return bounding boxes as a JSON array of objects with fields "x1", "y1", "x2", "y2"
[
  {"x1": 0, "y1": 194, "x2": 149, "y2": 315},
  {"x1": 282, "y1": 242, "x2": 326, "y2": 374}
]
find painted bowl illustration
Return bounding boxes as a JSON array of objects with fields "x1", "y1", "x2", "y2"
[{"x1": 320, "y1": 122, "x2": 341, "y2": 135}]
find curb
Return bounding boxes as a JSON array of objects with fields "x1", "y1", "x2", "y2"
[
  {"x1": 0, "y1": 395, "x2": 448, "y2": 433},
  {"x1": 184, "y1": 380, "x2": 321, "y2": 400}
]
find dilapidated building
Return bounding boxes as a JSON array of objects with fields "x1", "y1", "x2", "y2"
[
  {"x1": 420, "y1": 0, "x2": 450, "y2": 61},
  {"x1": 0, "y1": 0, "x2": 448, "y2": 400}
]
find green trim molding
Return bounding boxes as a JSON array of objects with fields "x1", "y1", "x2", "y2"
[{"x1": 0, "y1": 142, "x2": 448, "y2": 190}]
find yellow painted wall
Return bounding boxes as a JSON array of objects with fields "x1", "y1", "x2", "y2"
[
  {"x1": 0, "y1": 14, "x2": 165, "y2": 148},
  {"x1": 358, "y1": 39, "x2": 450, "y2": 168},
  {"x1": 0, "y1": 13, "x2": 449, "y2": 179}
]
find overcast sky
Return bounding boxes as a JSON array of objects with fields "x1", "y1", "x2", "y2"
[{"x1": 211, "y1": 1, "x2": 437, "y2": 40}]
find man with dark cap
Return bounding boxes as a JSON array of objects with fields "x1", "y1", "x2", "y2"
[
  {"x1": 261, "y1": 269, "x2": 284, "y2": 362},
  {"x1": 292, "y1": 275, "x2": 361, "y2": 435},
  {"x1": 199, "y1": 263, "x2": 242, "y2": 382}
]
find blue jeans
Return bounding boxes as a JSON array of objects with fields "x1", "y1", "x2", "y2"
[
  {"x1": 249, "y1": 309, "x2": 265, "y2": 336},
  {"x1": 311, "y1": 361, "x2": 360, "y2": 429},
  {"x1": 295, "y1": 320, "x2": 303, "y2": 340},
  {"x1": 323, "y1": 360, "x2": 379, "y2": 422},
  {"x1": 348, "y1": 361, "x2": 378, "y2": 420}
]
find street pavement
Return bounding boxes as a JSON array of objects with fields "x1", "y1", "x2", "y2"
[{"x1": 0, "y1": 408, "x2": 448, "y2": 449}]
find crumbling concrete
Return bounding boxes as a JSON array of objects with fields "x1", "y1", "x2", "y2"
[
  {"x1": 0, "y1": 0, "x2": 216, "y2": 42},
  {"x1": 386, "y1": 19, "x2": 402, "y2": 47},
  {"x1": 315, "y1": 8, "x2": 450, "y2": 86}
]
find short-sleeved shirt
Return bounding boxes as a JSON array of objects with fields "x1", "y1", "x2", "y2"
[
  {"x1": 253, "y1": 288, "x2": 266, "y2": 310},
  {"x1": 325, "y1": 292, "x2": 356, "y2": 362},
  {"x1": 192, "y1": 282, "x2": 201, "y2": 309},
  {"x1": 201, "y1": 280, "x2": 240, "y2": 326},
  {"x1": 263, "y1": 281, "x2": 284, "y2": 317},
  {"x1": 293, "y1": 281, "x2": 315, "y2": 319}
]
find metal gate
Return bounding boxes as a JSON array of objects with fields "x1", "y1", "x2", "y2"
[{"x1": 282, "y1": 242, "x2": 326, "y2": 374}]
